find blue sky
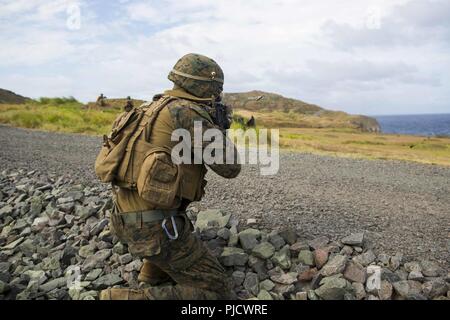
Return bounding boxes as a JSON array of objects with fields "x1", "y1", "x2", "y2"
[{"x1": 1, "y1": 0, "x2": 449, "y2": 115}]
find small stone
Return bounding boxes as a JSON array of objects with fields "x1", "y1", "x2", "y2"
[
  {"x1": 388, "y1": 252, "x2": 403, "y2": 271},
  {"x1": 79, "y1": 243, "x2": 96, "y2": 258},
  {"x1": 315, "y1": 276, "x2": 353, "y2": 300},
  {"x1": 278, "y1": 228, "x2": 297, "y2": 245},
  {"x1": 1, "y1": 237, "x2": 24, "y2": 250},
  {"x1": 119, "y1": 253, "x2": 133, "y2": 265},
  {"x1": 257, "y1": 290, "x2": 273, "y2": 300},
  {"x1": 112, "y1": 242, "x2": 126, "y2": 255},
  {"x1": 0, "y1": 205, "x2": 14, "y2": 219},
  {"x1": 422, "y1": 279, "x2": 447, "y2": 299},
  {"x1": 298, "y1": 250, "x2": 315, "y2": 266},
  {"x1": 85, "y1": 269, "x2": 103, "y2": 281},
  {"x1": 219, "y1": 247, "x2": 249, "y2": 266},
  {"x1": 352, "y1": 282, "x2": 366, "y2": 300},
  {"x1": 39, "y1": 277, "x2": 67, "y2": 293},
  {"x1": 252, "y1": 242, "x2": 275, "y2": 259},
  {"x1": 340, "y1": 245, "x2": 353, "y2": 256},
  {"x1": 341, "y1": 232, "x2": 364, "y2": 246},
  {"x1": 307, "y1": 290, "x2": 319, "y2": 300},
  {"x1": 408, "y1": 270, "x2": 424, "y2": 281},
  {"x1": 31, "y1": 216, "x2": 49, "y2": 231},
  {"x1": 343, "y1": 262, "x2": 367, "y2": 284},
  {"x1": 308, "y1": 236, "x2": 329, "y2": 250},
  {"x1": 393, "y1": 280, "x2": 410, "y2": 297},
  {"x1": 289, "y1": 242, "x2": 309, "y2": 255},
  {"x1": 246, "y1": 218, "x2": 257, "y2": 226},
  {"x1": 378, "y1": 280, "x2": 393, "y2": 300},
  {"x1": 92, "y1": 273, "x2": 124, "y2": 290},
  {"x1": 270, "y1": 272, "x2": 298, "y2": 285},
  {"x1": 238, "y1": 229, "x2": 261, "y2": 251},
  {"x1": 259, "y1": 279, "x2": 275, "y2": 291},
  {"x1": 314, "y1": 249, "x2": 329, "y2": 269},
  {"x1": 420, "y1": 260, "x2": 444, "y2": 277},
  {"x1": 82, "y1": 249, "x2": 112, "y2": 271},
  {"x1": 272, "y1": 245, "x2": 291, "y2": 270},
  {"x1": 353, "y1": 250, "x2": 376, "y2": 267},
  {"x1": 268, "y1": 233, "x2": 285, "y2": 250},
  {"x1": 217, "y1": 228, "x2": 230, "y2": 240},
  {"x1": 295, "y1": 291, "x2": 308, "y2": 300},
  {"x1": 243, "y1": 272, "x2": 259, "y2": 296},
  {"x1": 404, "y1": 261, "x2": 421, "y2": 273},
  {"x1": 194, "y1": 209, "x2": 230, "y2": 232},
  {"x1": 321, "y1": 255, "x2": 347, "y2": 277},
  {"x1": 298, "y1": 268, "x2": 318, "y2": 282},
  {"x1": 232, "y1": 270, "x2": 245, "y2": 287}
]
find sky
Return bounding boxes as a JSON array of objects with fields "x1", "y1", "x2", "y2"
[{"x1": 0, "y1": 0, "x2": 449, "y2": 115}]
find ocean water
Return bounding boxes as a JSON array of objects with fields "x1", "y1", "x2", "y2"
[{"x1": 374, "y1": 113, "x2": 450, "y2": 137}]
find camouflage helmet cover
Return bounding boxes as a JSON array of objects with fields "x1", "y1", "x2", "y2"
[{"x1": 168, "y1": 53, "x2": 224, "y2": 99}]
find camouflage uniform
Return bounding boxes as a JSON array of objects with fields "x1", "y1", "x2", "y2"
[{"x1": 100, "y1": 53, "x2": 240, "y2": 300}]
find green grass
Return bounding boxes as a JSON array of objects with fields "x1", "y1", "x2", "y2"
[
  {"x1": 0, "y1": 101, "x2": 118, "y2": 135},
  {"x1": 1, "y1": 99, "x2": 449, "y2": 167}
]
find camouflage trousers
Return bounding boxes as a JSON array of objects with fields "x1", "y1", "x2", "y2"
[{"x1": 110, "y1": 211, "x2": 234, "y2": 300}]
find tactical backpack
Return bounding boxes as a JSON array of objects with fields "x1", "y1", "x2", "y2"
[{"x1": 94, "y1": 96, "x2": 182, "y2": 208}]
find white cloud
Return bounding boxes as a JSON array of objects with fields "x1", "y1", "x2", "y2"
[{"x1": 0, "y1": 0, "x2": 449, "y2": 115}]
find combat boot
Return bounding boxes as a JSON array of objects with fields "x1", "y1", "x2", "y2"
[{"x1": 138, "y1": 259, "x2": 171, "y2": 285}]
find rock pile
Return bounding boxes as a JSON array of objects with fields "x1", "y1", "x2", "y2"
[
  {"x1": 0, "y1": 169, "x2": 449, "y2": 300},
  {"x1": 195, "y1": 210, "x2": 449, "y2": 300}
]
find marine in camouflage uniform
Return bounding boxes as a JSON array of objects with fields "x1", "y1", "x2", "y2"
[{"x1": 99, "y1": 53, "x2": 241, "y2": 300}]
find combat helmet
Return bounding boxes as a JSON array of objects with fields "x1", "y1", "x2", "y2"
[{"x1": 168, "y1": 53, "x2": 224, "y2": 99}]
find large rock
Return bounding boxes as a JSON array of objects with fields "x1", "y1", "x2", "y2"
[
  {"x1": 315, "y1": 275, "x2": 354, "y2": 300},
  {"x1": 341, "y1": 232, "x2": 365, "y2": 246},
  {"x1": 270, "y1": 272, "x2": 298, "y2": 285},
  {"x1": 422, "y1": 279, "x2": 447, "y2": 299},
  {"x1": 194, "y1": 210, "x2": 230, "y2": 232},
  {"x1": 298, "y1": 250, "x2": 315, "y2": 267},
  {"x1": 1, "y1": 237, "x2": 24, "y2": 250},
  {"x1": 243, "y1": 272, "x2": 259, "y2": 296},
  {"x1": 278, "y1": 228, "x2": 297, "y2": 245},
  {"x1": 271, "y1": 245, "x2": 291, "y2": 270},
  {"x1": 92, "y1": 273, "x2": 124, "y2": 290},
  {"x1": 0, "y1": 205, "x2": 13, "y2": 219},
  {"x1": 39, "y1": 277, "x2": 67, "y2": 293},
  {"x1": 308, "y1": 236, "x2": 329, "y2": 250},
  {"x1": 252, "y1": 242, "x2": 275, "y2": 259},
  {"x1": 257, "y1": 290, "x2": 273, "y2": 300},
  {"x1": 321, "y1": 255, "x2": 347, "y2": 277},
  {"x1": 420, "y1": 260, "x2": 445, "y2": 277},
  {"x1": 82, "y1": 249, "x2": 112, "y2": 271},
  {"x1": 343, "y1": 262, "x2": 366, "y2": 284},
  {"x1": 238, "y1": 229, "x2": 261, "y2": 251},
  {"x1": 314, "y1": 249, "x2": 329, "y2": 269},
  {"x1": 219, "y1": 247, "x2": 248, "y2": 266},
  {"x1": 353, "y1": 250, "x2": 376, "y2": 267},
  {"x1": 231, "y1": 271, "x2": 245, "y2": 287}
]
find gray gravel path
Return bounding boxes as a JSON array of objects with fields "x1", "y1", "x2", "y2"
[{"x1": 1, "y1": 125, "x2": 449, "y2": 265}]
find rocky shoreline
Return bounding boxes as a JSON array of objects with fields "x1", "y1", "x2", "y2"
[{"x1": 0, "y1": 169, "x2": 448, "y2": 300}]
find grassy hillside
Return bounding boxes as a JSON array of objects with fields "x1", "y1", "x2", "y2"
[
  {"x1": 225, "y1": 91, "x2": 380, "y2": 132},
  {"x1": 0, "y1": 94, "x2": 449, "y2": 166}
]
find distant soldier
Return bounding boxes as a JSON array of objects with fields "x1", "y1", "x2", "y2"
[
  {"x1": 124, "y1": 96, "x2": 133, "y2": 112},
  {"x1": 246, "y1": 115, "x2": 256, "y2": 127},
  {"x1": 96, "y1": 93, "x2": 107, "y2": 107}
]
